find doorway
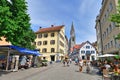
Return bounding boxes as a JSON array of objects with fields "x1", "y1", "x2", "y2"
[{"x1": 50, "y1": 55, "x2": 55, "y2": 61}]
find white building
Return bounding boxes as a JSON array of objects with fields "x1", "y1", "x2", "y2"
[{"x1": 78, "y1": 41, "x2": 97, "y2": 61}]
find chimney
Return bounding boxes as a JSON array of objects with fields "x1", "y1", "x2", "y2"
[
  {"x1": 51, "y1": 25, "x2": 54, "y2": 27},
  {"x1": 39, "y1": 26, "x2": 42, "y2": 29}
]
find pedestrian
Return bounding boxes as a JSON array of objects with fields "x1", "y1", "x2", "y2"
[
  {"x1": 66, "y1": 59, "x2": 69, "y2": 66},
  {"x1": 79, "y1": 59, "x2": 83, "y2": 72},
  {"x1": 69, "y1": 58, "x2": 72, "y2": 64},
  {"x1": 75, "y1": 58, "x2": 79, "y2": 65},
  {"x1": 86, "y1": 60, "x2": 91, "y2": 73},
  {"x1": 62, "y1": 59, "x2": 66, "y2": 66}
]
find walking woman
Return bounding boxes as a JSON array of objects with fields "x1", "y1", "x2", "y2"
[{"x1": 79, "y1": 59, "x2": 83, "y2": 72}]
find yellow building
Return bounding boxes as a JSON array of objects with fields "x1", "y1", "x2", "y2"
[
  {"x1": 0, "y1": 37, "x2": 11, "y2": 46},
  {"x1": 35, "y1": 25, "x2": 66, "y2": 61},
  {"x1": 95, "y1": 0, "x2": 119, "y2": 55}
]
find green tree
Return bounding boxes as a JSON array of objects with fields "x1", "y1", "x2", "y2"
[
  {"x1": 0, "y1": 0, "x2": 17, "y2": 41},
  {"x1": 110, "y1": 0, "x2": 120, "y2": 39},
  {"x1": 9, "y1": 0, "x2": 36, "y2": 49},
  {"x1": 0, "y1": 0, "x2": 36, "y2": 49},
  {"x1": 111, "y1": 0, "x2": 120, "y2": 26}
]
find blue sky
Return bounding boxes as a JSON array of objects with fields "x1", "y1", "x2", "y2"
[{"x1": 26, "y1": 0, "x2": 102, "y2": 44}]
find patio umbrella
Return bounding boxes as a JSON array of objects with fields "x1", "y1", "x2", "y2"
[
  {"x1": 114, "y1": 55, "x2": 120, "y2": 59},
  {"x1": 97, "y1": 54, "x2": 117, "y2": 58}
]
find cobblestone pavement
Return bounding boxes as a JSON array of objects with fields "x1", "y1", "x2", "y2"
[{"x1": 0, "y1": 62, "x2": 102, "y2": 80}]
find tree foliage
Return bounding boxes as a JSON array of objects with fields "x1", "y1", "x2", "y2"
[
  {"x1": 111, "y1": 0, "x2": 120, "y2": 24},
  {"x1": 110, "y1": 0, "x2": 120, "y2": 40},
  {"x1": 0, "y1": 0, "x2": 36, "y2": 49},
  {"x1": 0, "y1": 0, "x2": 17, "y2": 40}
]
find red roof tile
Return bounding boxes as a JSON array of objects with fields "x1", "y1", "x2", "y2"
[
  {"x1": 73, "y1": 44, "x2": 81, "y2": 49},
  {"x1": 35, "y1": 25, "x2": 64, "y2": 33},
  {"x1": 73, "y1": 42, "x2": 86, "y2": 50}
]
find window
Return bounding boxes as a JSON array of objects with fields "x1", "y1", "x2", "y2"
[
  {"x1": 106, "y1": 28, "x2": 109, "y2": 35},
  {"x1": 91, "y1": 51, "x2": 95, "y2": 54},
  {"x1": 60, "y1": 49, "x2": 64, "y2": 53},
  {"x1": 50, "y1": 40, "x2": 55, "y2": 45},
  {"x1": 86, "y1": 50, "x2": 91, "y2": 54},
  {"x1": 109, "y1": 2, "x2": 113, "y2": 11},
  {"x1": 51, "y1": 33, "x2": 54, "y2": 37},
  {"x1": 37, "y1": 41, "x2": 42, "y2": 46},
  {"x1": 109, "y1": 24, "x2": 112, "y2": 32},
  {"x1": 111, "y1": 40, "x2": 113, "y2": 47},
  {"x1": 91, "y1": 56, "x2": 95, "y2": 61},
  {"x1": 44, "y1": 33, "x2": 48, "y2": 38},
  {"x1": 51, "y1": 48, "x2": 55, "y2": 53},
  {"x1": 111, "y1": 22, "x2": 115, "y2": 29},
  {"x1": 104, "y1": 32, "x2": 106, "y2": 37},
  {"x1": 82, "y1": 56, "x2": 85, "y2": 60},
  {"x1": 60, "y1": 33, "x2": 64, "y2": 40},
  {"x1": 108, "y1": 43, "x2": 110, "y2": 49},
  {"x1": 38, "y1": 34, "x2": 42, "y2": 38},
  {"x1": 60, "y1": 41, "x2": 64, "y2": 47},
  {"x1": 105, "y1": 45, "x2": 107, "y2": 50},
  {"x1": 43, "y1": 41, "x2": 47, "y2": 45},
  {"x1": 42, "y1": 48, "x2": 47, "y2": 52},
  {"x1": 81, "y1": 50, "x2": 85, "y2": 54},
  {"x1": 103, "y1": 34, "x2": 104, "y2": 39},
  {"x1": 86, "y1": 46, "x2": 90, "y2": 49}
]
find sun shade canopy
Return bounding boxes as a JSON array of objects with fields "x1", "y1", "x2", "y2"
[{"x1": 0, "y1": 45, "x2": 41, "y2": 56}]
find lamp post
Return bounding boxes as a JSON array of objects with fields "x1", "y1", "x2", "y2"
[{"x1": 98, "y1": 19, "x2": 104, "y2": 56}]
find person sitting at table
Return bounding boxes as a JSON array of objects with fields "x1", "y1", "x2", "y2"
[
  {"x1": 104, "y1": 61, "x2": 111, "y2": 71},
  {"x1": 113, "y1": 64, "x2": 120, "y2": 75},
  {"x1": 112, "y1": 64, "x2": 120, "y2": 80}
]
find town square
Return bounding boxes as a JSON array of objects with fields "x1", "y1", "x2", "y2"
[{"x1": 1, "y1": 0, "x2": 120, "y2": 80}]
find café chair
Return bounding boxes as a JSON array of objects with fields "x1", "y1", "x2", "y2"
[{"x1": 102, "y1": 69, "x2": 111, "y2": 80}]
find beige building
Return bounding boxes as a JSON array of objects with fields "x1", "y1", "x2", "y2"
[
  {"x1": 95, "y1": 0, "x2": 120, "y2": 55},
  {"x1": 65, "y1": 35, "x2": 68, "y2": 56},
  {"x1": 35, "y1": 25, "x2": 66, "y2": 61},
  {"x1": 0, "y1": 37, "x2": 11, "y2": 46}
]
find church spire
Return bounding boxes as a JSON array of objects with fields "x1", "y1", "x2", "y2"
[
  {"x1": 70, "y1": 22, "x2": 75, "y2": 35},
  {"x1": 69, "y1": 22, "x2": 76, "y2": 50}
]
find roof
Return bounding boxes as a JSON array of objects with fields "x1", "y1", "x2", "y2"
[
  {"x1": 73, "y1": 42, "x2": 86, "y2": 50},
  {"x1": 72, "y1": 41, "x2": 94, "y2": 50},
  {"x1": 35, "y1": 25, "x2": 64, "y2": 33},
  {"x1": 73, "y1": 44, "x2": 81, "y2": 49}
]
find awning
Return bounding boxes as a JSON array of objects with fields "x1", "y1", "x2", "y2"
[
  {"x1": 10, "y1": 45, "x2": 40, "y2": 56},
  {"x1": 97, "y1": 54, "x2": 117, "y2": 58},
  {"x1": 0, "y1": 45, "x2": 41, "y2": 56}
]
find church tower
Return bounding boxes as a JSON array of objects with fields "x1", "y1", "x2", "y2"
[{"x1": 68, "y1": 22, "x2": 76, "y2": 53}]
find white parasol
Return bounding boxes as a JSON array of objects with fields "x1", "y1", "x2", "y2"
[{"x1": 97, "y1": 54, "x2": 117, "y2": 58}]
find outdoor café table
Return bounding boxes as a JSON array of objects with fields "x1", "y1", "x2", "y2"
[
  {"x1": 108, "y1": 72, "x2": 114, "y2": 80},
  {"x1": 110, "y1": 73, "x2": 120, "y2": 80}
]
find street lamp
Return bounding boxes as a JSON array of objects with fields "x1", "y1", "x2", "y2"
[{"x1": 98, "y1": 19, "x2": 104, "y2": 56}]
